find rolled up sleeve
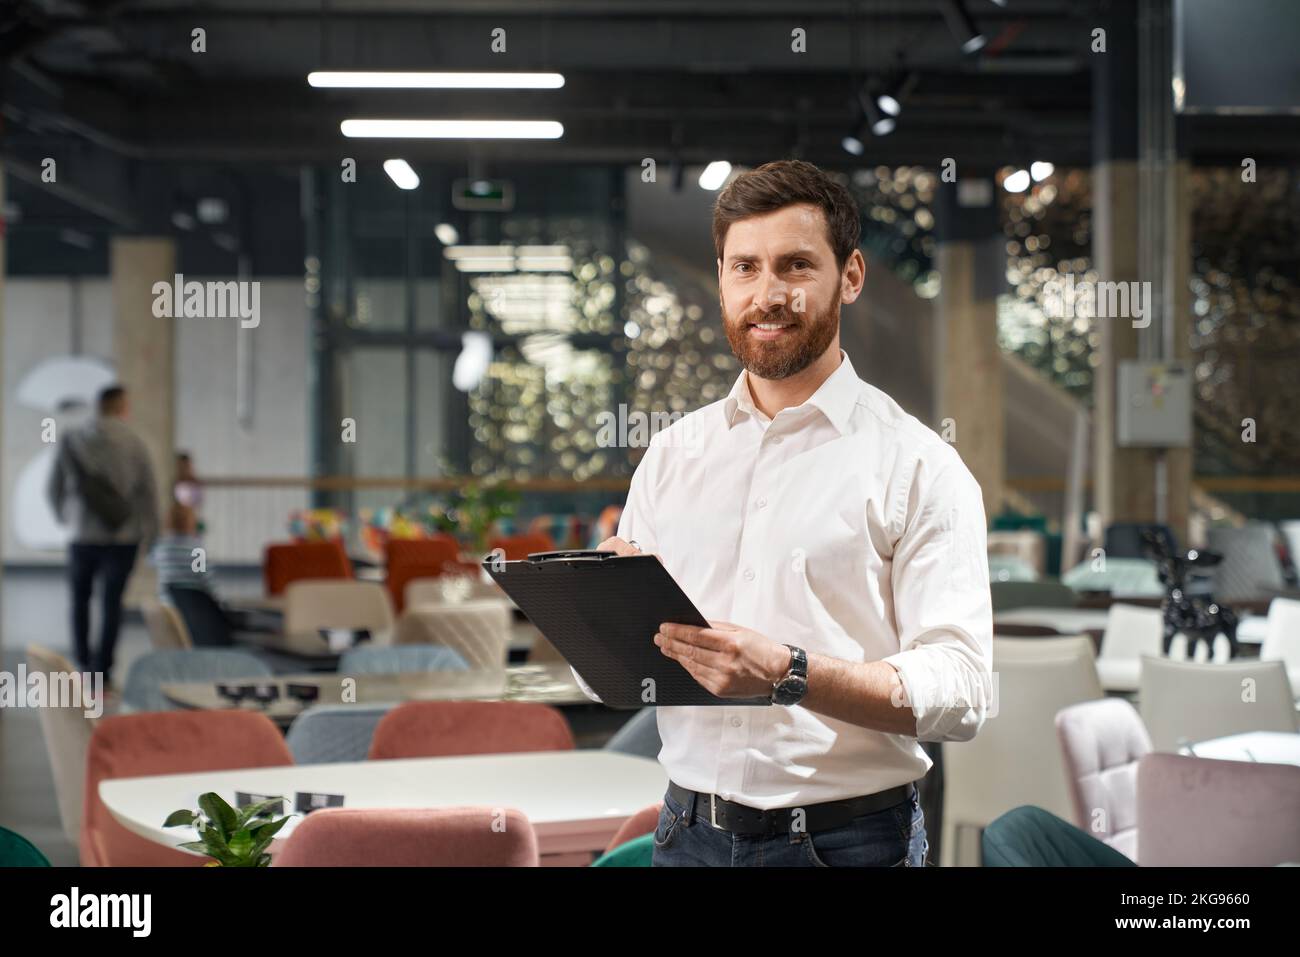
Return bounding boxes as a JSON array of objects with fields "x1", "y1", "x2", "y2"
[{"x1": 881, "y1": 456, "x2": 993, "y2": 743}]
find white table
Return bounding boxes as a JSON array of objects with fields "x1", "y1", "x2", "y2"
[
  {"x1": 1180, "y1": 731, "x2": 1300, "y2": 767},
  {"x1": 993, "y1": 607, "x2": 1111, "y2": 633},
  {"x1": 100, "y1": 750, "x2": 666, "y2": 864}
]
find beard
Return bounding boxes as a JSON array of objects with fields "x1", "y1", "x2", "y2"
[{"x1": 721, "y1": 291, "x2": 840, "y2": 380}]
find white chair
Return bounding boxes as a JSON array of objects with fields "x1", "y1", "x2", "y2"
[
  {"x1": 141, "y1": 600, "x2": 192, "y2": 650},
  {"x1": 941, "y1": 635, "x2": 1104, "y2": 866},
  {"x1": 1138, "y1": 655, "x2": 1298, "y2": 752},
  {"x1": 1261, "y1": 597, "x2": 1300, "y2": 695},
  {"x1": 394, "y1": 597, "x2": 512, "y2": 670},
  {"x1": 1096, "y1": 604, "x2": 1163, "y2": 692},
  {"x1": 25, "y1": 644, "x2": 101, "y2": 846},
  {"x1": 284, "y1": 580, "x2": 396, "y2": 645}
]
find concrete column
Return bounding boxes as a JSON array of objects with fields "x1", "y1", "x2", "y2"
[
  {"x1": 111, "y1": 237, "x2": 176, "y2": 605},
  {"x1": 934, "y1": 184, "x2": 1005, "y2": 519},
  {"x1": 1091, "y1": 6, "x2": 1192, "y2": 543}
]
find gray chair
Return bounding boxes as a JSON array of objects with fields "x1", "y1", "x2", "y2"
[
  {"x1": 603, "y1": 707, "x2": 661, "y2": 759},
  {"x1": 990, "y1": 580, "x2": 1080, "y2": 613},
  {"x1": 286, "y1": 704, "x2": 393, "y2": 764},
  {"x1": 338, "y1": 644, "x2": 470, "y2": 675},
  {"x1": 122, "y1": 649, "x2": 272, "y2": 712},
  {"x1": 1207, "y1": 522, "x2": 1287, "y2": 601},
  {"x1": 1138, "y1": 655, "x2": 1298, "y2": 752}
]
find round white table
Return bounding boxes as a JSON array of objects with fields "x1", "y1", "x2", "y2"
[{"x1": 99, "y1": 750, "x2": 667, "y2": 864}]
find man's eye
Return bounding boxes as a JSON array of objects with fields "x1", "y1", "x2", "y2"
[
  {"x1": 791, "y1": 261, "x2": 810, "y2": 270},
  {"x1": 735, "y1": 263, "x2": 753, "y2": 273}
]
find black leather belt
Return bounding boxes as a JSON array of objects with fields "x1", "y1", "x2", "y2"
[{"x1": 666, "y1": 780, "x2": 915, "y2": 836}]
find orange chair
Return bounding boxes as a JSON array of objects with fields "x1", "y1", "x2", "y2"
[
  {"x1": 604, "y1": 802, "x2": 664, "y2": 854},
  {"x1": 263, "y1": 540, "x2": 353, "y2": 596},
  {"x1": 367, "y1": 701, "x2": 575, "y2": 760},
  {"x1": 487, "y1": 532, "x2": 557, "y2": 562},
  {"x1": 385, "y1": 535, "x2": 462, "y2": 613},
  {"x1": 272, "y1": 807, "x2": 539, "y2": 867},
  {"x1": 81, "y1": 710, "x2": 293, "y2": 866}
]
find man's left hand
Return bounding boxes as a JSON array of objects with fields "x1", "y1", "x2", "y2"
[{"x1": 654, "y1": 621, "x2": 791, "y2": 699}]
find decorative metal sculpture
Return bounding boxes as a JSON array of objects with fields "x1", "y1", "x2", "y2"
[{"x1": 1141, "y1": 528, "x2": 1239, "y2": 661}]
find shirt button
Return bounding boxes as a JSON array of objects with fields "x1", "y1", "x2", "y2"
[
  {"x1": 756, "y1": 497, "x2": 767, "y2": 509},
  {"x1": 730, "y1": 716, "x2": 743, "y2": 728},
  {"x1": 743, "y1": 568, "x2": 755, "y2": 581},
  {"x1": 770, "y1": 435, "x2": 784, "y2": 445}
]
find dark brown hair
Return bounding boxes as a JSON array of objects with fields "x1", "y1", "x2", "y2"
[
  {"x1": 711, "y1": 160, "x2": 862, "y2": 271},
  {"x1": 98, "y1": 384, "x2": 127, "y2": 414}
]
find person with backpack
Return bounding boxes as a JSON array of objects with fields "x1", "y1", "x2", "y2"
[{"x1": 47, "y1": 384, "x2": 160, "y2": 684}]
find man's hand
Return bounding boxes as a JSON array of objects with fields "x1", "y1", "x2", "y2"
[
  {"x1": 597, "y1": 536, "x2": 642, "y2": 556},
  {"x1": 654, "y1": 621, "x2": 791, "y2": 699}
]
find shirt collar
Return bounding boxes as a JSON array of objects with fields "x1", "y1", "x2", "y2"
[{"x1": 722, "y1": 350, "x2": 860, "y2": 435}]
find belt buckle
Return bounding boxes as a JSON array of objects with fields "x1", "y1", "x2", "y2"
[{"x1": 710, "y1": 793, "x2": 719, "y2": 829}]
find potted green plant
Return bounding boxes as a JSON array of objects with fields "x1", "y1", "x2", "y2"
[
  {"x1": 163, "y1": 793, "x2": 292, "y2": 867},
  {"x1": 433, "y1": 481, "x2": 521, "y2": 556}
]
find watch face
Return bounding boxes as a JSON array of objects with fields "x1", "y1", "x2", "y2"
[{"x1": 774, "y1": 675, "x2": 808, "y2": 704}]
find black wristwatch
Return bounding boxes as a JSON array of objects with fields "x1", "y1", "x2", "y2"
[{"x1": 771, "y1": 645, "x2": 808, "y2": 706}]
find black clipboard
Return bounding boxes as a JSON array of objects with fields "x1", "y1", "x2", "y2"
[{"x1": 483, "y1": 550, "x2": 771, "y2": 708}]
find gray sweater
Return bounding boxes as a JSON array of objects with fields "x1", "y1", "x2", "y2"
[{"x1": 47, "y1": 416, "x2": 160, "y2": 546}]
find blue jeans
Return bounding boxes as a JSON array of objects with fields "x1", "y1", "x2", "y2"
[{"x1": 651, "y1": 785, "x2": 929, "y2": 867}]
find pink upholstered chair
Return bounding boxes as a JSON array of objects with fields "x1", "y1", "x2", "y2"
[
  {"x1": 1055, "y1": 698, "x2": 1151, "y2": 862},
  {"x1": 604, "y1": 802, "x2": 663, "y2": 854},
  {"x1": 367, "y1": 701, "x2": 575, "y2": 760},
  {"x1": 1137, "y1": 753, "x2": 1300, "y2": 866},
  {"x1": 272, "y1": 807, "x2": 539, "y2": 867},
  {"x1": 81, "y1": 710, "x2": 294, "y2": 866}
]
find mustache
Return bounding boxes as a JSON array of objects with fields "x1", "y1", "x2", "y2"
[{"x1": 732, "y1": 308, "x2": 802, "y2": 325}]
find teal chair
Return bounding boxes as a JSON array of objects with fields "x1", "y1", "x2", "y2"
[
  {"x1": 0, "y1": 827, "x2": 51, "y2": 867},
  {"x1": 591, "y1": 833, "x2": 654, "y2": 867},
  {"x1": 982, "y1": 806, "x2": 1136, "y2": 867}
]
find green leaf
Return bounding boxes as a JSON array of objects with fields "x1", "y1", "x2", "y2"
[
  {"x1": 236, "y1": 797, "x2": 287, "y2": 827},
  {"x1": 227, "y1": 828, "x2": 255, "y2": 861},
  {"x1": 197, "y1": 825, "x2": 230, "y2": 856},
  {"x1": 198, "y1": 792, "x2": 239, "y2": 839},
  {"x1": 249, "y1": 816, "x2": 291, "y2": 842},
  {"x1": 177, "y1": 841, "x2": 213, "y2": 854},
  {"x1": 256, "y1": 853, "x2": 273, "y2": 867},
  {"x1": 163, "y1": 809, "x2": 196, "y2": 827}
]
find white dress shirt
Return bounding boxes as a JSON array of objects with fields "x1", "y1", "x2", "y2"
[{"x1": 575, "y1": 350, "x2": 993, "y2": 809}]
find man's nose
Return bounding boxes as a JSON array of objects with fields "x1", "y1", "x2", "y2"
[{"x1": 756, "y1": 272, "x2": 789, "y2": 309}]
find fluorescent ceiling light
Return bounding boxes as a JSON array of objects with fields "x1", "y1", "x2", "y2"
[
  {"x1": 341, "y1": 119, "x2": 563, "y2": 139},
  {"x1": 383, "y1": 159, "x2": 420, "y2": 190},
  {"x1": 699, "y1": 161, "x2": 732, "y2": 191},
  {"x1": 310, "y1": 71, "x2": 564, "y2": 89},
  {"x1": 445, "y1": 245, "x2": 514, "y2": 260},
  {"x1": 434, "y1": 223, "x2": 459, "y2": 245}
]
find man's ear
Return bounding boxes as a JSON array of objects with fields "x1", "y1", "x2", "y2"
[{"x1": 840, "y1": 249, "x2": 866, "y2": 305}]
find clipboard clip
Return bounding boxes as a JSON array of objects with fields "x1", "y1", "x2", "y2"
[{"x1": 526, "y1": 550, "x2": 618, "y2": 562}]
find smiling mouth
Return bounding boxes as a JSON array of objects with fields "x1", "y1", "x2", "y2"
[{"x1": 747, "y1": 320, "x2": 796, "y2": 338}]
